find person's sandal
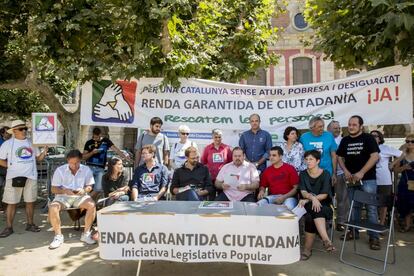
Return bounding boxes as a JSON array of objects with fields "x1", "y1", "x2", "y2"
[
  {"x1": 0, "y1": 227, "x2": 14, "y2": 238},
  {"x1": 323, "y1": 240, "x2": 336, "y2": 252},
  {"x1": 301, "y1": 250, "x2": 312, "y2": 261},
  {"x1": 25, "y1": 224, "x2": 41, "y2": 232}
]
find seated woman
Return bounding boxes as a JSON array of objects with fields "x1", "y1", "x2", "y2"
[
  {"x1": 102, "y1": 157, "x2": 129, "y2": 206},
  {"x1": 298, "y1": 150, "x2": 335, "y2": 260}
]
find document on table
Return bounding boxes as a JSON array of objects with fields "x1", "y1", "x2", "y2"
[
  {"x1": 291, "y1": 205, "x2": 307, "y2": 219},
  {"x1": 199, "y1": 201, "x2": 234, "y2": 209}
]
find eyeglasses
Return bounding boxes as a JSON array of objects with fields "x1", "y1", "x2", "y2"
[
  {"x1": 180, "y1": 133, "x2": 189, "y2": 136},
  {"x1": 406, "y1": 140, "x2": 414, "y2": 144},
  {"x1": 213, "y1": 136, "x2": 222, "y2": 139},
  {"x1": 16, "y1": 127, "x2": 28, "y2": 132}
]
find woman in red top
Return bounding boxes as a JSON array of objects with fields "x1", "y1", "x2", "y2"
[{"x1": 200, "y1": 129, "x2": 232, "y2": 196}]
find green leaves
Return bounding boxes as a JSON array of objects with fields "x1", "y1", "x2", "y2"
[{"x1": 305, "y1": 0, "x2": 414, "y2": 68}]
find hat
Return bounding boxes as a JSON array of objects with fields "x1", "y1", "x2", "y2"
[{"x1": 7, "y1": 120, "x2": 27, "y2": 134}]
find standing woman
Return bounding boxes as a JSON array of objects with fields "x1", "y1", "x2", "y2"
[
  {"x1": 102, "y1": 157, "x2": 129, "y2": 206},
  {"x1": 393, "y1": 134, "x2": 414, "y2": 232},
  {"x1": 370, "y1": 130, "x2": 402, "y2": 225},
  {"x1": 299, "y1": 150, "x2": 334, "y2": 260},
  {"x1": 280, "y1": 126, "x2": 307, "y2": 173}
]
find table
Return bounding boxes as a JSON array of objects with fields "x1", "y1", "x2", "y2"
[{"x1": 97, "y1": 201, "x2": 300, "y2": 275}]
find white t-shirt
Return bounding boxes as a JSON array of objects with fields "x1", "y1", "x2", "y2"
[
  {"x1": 0, "y1": 138, "x2": 40, "y2": 180},
  {"x1": 376, "y1": 144, "x2": 402, "y2": 186},
  {"x1": 170, "y1": 140, "x2": 198, "y2": 168},
  {"x1": 334, "y1": 135, "x2": 344, "y2": 175},
  {"x1": 52, "y1": 164, "x2": 95, "y2": 190}
]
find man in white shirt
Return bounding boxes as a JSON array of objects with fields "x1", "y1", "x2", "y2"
[
  {"x1": 48, "y1": 150, "x2": 96, "y2": 249},
  {"x1": 0, "y1": 120, "x2": 48, "y2": 238}
]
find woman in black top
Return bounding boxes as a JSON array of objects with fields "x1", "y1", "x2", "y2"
[
  {"x1": 299, "y1": 150, "x2": 334, "y2": 260},
  {"x1": 102, "y1": 157, "x2": 129, "y2": 205}
]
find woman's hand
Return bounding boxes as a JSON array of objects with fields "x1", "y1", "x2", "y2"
[
  {"x1": 311, "y1": 197, "x2": 322, "y2": 212},
  {"x1": 298, "y1": 199, "x2": 308, "y2": 207}
]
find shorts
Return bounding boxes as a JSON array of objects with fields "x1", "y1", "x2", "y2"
[
  {"x1": 377, "y1": 185, "x2": 392, "y2": 196},
  {"x1": 2, "y1": 178, "x2": 37, "y2": 204},
  {"x1": 53, "y1": 194, "x2": 91, "y2": 209}
]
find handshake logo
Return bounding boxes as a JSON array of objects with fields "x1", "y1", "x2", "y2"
[{"x1": 92, "y1": 80, "x2": 136, "y2": 123}]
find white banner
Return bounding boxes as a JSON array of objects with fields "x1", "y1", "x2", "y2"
[
  {"x1": 98, "y1": 211, "x2": 300, "y2": 265},
  {"x1": 81, "y1": 65, "x2": 413, "y2": 135}
]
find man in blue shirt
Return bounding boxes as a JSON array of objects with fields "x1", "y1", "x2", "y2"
[
  {"x1": 239, "y1": 113, "x2": 272, "y2": 172},
  {"x1": 300, "y1": 117, "x2": 337, "y2": 180},
  {"x1": 131, "y1": 144, "x2": 168, "y2": 201}
]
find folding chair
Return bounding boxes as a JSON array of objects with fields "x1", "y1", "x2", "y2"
[{"x1": 340, "y1": 190, "x2": 396, "y2": 275}]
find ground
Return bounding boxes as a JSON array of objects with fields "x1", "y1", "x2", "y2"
[{"x1": 0, "y1": 203, "x2": 413, "y2": 276}]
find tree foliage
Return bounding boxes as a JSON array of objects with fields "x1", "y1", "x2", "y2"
[
  {"x1": 0, "y1": 0, "x2": 281, "y2": 147},
  {"x1": 0, "y1": 89, "x2": 48, "y2": 118},
  {"x1": 304, "y1": 0, "x2": 414, "y2": 69}
]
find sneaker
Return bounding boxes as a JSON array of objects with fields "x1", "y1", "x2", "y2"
[
  {"x1": 80, "y1": 231, "x2": 97, "y2": 245},
  {"x1": 49, "y1": 234, "x2": 64, "y2": 249}
]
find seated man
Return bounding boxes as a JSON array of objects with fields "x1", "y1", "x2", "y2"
[
  {"x1": 257, "y1": 146, "x2": 299, "y2": 210},
  {"x1": 131, "y1": 145, "x2": 168, "y2": 201},
  {"x1": 48, "y1": 150, "x2": 96, "y2": 249},
  {"x1": 215, "y1": 147, "x2": 259, "y2": 202},
  {"x1": 170, "y1": 146, "x2": 213, "y2": 201}
]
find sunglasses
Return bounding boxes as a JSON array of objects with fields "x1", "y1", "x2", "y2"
[
  {"x1": 180, "y1": 133, "x2": 189, "y2": 136},
  {"x1": 16, "y1": 127, "x2": 28, "y2": 131},
  {"x1": 406, "y1": 140, "x2": 414, "y2": 144}
]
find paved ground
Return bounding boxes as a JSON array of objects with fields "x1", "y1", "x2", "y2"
[{"x1": 0, "y1": 203, "x2": 413, "y2": 276}]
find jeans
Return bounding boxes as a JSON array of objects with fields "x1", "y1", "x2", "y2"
[
  {"x1": 347, "y1": 179, "x2": 378, "y2": 239},
  {"x1": 257, "y1": 194, "x2": 297, "y2": 210},
  {"x1": 89, "y1": 166, "x2": 105, "y2": 192},
  {"x1": 175, "y1": 189, "x2": 203, "y2": 201}
]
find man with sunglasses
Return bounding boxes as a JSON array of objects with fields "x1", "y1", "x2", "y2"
[{"x1": 0, "y1": 120, "x2": 48, "y2": 238}]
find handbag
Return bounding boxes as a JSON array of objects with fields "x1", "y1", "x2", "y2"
[
  {"x1": 405, "y1": 172, "x2": 414, "y2": 191},
  {"x1": 12, "y1": 176, "x2": 28, "y2": 187}
]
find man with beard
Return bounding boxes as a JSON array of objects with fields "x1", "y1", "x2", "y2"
[
  {"x1": 215, "y1": 147, "x2": 259, "y2": 202},
  {"x1": 337, "y1": 115, "x2": 381, "y2": 250},
  {"x1": 135, "y1": 117, "x2": 170, "y2": 167},
  {"x1": 170, "y1": 146, "x2": 213, "y2": 201}
]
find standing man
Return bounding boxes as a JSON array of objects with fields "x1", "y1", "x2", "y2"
[
  {"x1": 215, "y1": 147, "x2": 259, "y2": 202},
  {"x1": 131, "y1": 145, "x2": 168, "y2": 201},
  {"x1": 83, "y1": 127, "x2": 129, "y2": 198},
  {"x1": 257, "y1": 146, "x2": 299, "y2": 210},
  {"x1": 170, "y1": 146, "x2": 213, "y2": 201},
  {"x1": 300, "y1": 117, "x2": 337, "y2": 179},
  {"x1": 0, "y1": 120, "x2": 48, "y2": 238},
  {"x1": 337, "y1": 115, "x2": 381, "y2": 250},
  {"x1": 48, "y1": 150, "x2": 96, "y2": 249},
  {"x1": 327, "y1": 120, "x2": 349, "y2": 231},
  {"x1": 239, "y1": 114, "x2": 272, "y2": 172},
  {"x1": 135, "y1": 117, "x2": 170, "y2": 167}
]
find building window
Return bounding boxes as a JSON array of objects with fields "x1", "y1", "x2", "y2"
[
  {"x1": 293, "y1": 13, "x2": 309, "y2": 31},
  {"x1": 293, "y1": 57, "x2": 313, "y2": 85},
  {"x1": 346, "y1": 70, "x2": 360, "y2": 77},
  {"x1": 247, "y1": 68, "x2": 267, "y2": 86}
]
